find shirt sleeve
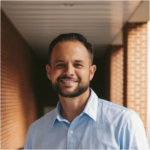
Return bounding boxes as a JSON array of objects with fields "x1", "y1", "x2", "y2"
[
  {"x1": 120, "y1": 111, "x2": 149, "y2": 149},
  {"x1": 24, "y1": 125, "x2": 32, "y2": 149}
]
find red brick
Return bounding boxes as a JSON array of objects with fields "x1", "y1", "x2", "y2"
[
  {"x1": 124, "y1": 22, "x2": 148, "y2": 132},
  {"x1": 1, "y1": 11, "x2": 38, "y2": 149}
]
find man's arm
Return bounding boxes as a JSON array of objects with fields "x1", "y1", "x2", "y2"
[{"x1": 120, "y1": 112, "x2": 149, "y2": 149}]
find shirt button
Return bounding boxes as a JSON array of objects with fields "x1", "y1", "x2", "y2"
[{"x1": 70, "y1": 130, "x2": 73, "y2": 134}]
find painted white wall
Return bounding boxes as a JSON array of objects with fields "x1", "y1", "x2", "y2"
[
  {"x1": 147, "y1": 20, "x2": 150, "y2": 147},
  {"x1": 111, "y1": 1, "x2": 149, "y2": 46}
]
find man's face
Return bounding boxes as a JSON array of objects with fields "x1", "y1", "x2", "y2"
[{"x1": 46, "y1": 41, "x2": 96, "y2": 98}]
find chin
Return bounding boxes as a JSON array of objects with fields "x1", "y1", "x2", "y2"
[
  {"x1": 61, "y1": 87, "x2": 77, "y2": 93},
  {"x1": 52, "y1": 81, "x2": 89, "y2": 98}
]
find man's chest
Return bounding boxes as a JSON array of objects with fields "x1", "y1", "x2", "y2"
[{"x1": 32, "y1": 119, "x2": 120, "y2": 149}]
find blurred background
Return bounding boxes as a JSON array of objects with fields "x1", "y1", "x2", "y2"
[{"x1": 1, "y1": 0, "x2": 150, "y2": 149}]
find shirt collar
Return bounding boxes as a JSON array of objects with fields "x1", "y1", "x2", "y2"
[
  {"x1": 51, "y1": 101, "x2": 62, "y2": 128},
  {"x1": 51, "y1": 88, "x2": 98, "y2": 128},
  {"x1": 83, "y1": 88, "x2": 98, "y2": 121}
]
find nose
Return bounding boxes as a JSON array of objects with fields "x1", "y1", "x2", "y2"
[{"x1": 63, "y1": 63, "x2": 75, "y2": 76}]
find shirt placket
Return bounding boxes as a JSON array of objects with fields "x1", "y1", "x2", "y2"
[{"x1": 67, "y1": 117, "x2": 79, "y2": 149}]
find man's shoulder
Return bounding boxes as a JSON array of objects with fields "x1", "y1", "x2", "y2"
[
  {"x1": 98, "y1": 98, "x2": 135, "y2": 113},
  {"x1": 29, "y1": 108, "x2": 56, "y2": 131},
  {"x1": 97, "y1": 98, "x2": 138, "y2": 123}
]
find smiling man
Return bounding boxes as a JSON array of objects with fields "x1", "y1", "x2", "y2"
[{"x1": 24, "y1": 33, "x2": 149, "y2": 149}]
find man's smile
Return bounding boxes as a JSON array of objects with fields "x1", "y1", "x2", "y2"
[{"x1": 59, "y1": 79, "x2": 78, "y2": 86}]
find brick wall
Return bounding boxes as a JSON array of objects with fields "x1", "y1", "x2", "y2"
[
  {"x1": 110, "y1": 46, "x2": 124, "y2": 106},
  {"x1": 1, "y1": 10, "x2": 38, "y2": 149},
  {"x1": 123, "y1": 22, "x2": 148, "y2": 131}
]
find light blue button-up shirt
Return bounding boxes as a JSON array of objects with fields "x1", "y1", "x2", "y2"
[{"x1": 24, "y1": 89, "x2": 149, "y2": 149}]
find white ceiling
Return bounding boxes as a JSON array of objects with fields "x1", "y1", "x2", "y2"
[
  {"x1": 129, "y1": 1, "x2": 149, "y2": 22},
  {"x1": 2, "y1": 1, "x2": 143, "y2": 58}
]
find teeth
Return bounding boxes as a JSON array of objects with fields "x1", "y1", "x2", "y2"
[{"x1": 62, "y1": 81, "x2": 74, "y2": 83}]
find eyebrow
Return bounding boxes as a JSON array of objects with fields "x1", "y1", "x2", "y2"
[
  {"x1": 55, "y1": 60, "x2": 84, "y2": 63},
  {"x1": 74, "y1": 60, "x2": 84, "y2": 63}
]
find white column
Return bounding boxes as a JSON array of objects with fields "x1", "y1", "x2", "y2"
[{"x1": 147, "y1": 20, "x2": 150, "y2": 147}]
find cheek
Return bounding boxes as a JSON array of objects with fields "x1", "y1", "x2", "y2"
[
  {"x1": 51, "y1": 69, "x2": 62, "y2": 81},
  {"x1": 76, "y1": 68, "x2": 90, "y2": 80}
]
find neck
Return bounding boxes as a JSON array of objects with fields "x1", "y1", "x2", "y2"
[{"x1": 59, "y1": 88, "x2": 90, "y2": 123}]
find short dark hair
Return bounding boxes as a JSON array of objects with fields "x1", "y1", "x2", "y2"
[{"x1": 48, "y1": 33, "x2": 94, "y2": 65}]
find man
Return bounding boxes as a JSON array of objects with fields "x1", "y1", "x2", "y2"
[{"x1": 24, "y1": 33, "x2": 149, "y2": 149}]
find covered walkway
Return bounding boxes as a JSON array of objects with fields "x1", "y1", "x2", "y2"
[{"x1": 1, "y1": 1, "x2": 150, "y2": 149}]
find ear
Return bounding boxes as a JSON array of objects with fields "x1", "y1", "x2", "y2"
[
  {"x1": 46, "y1": 64, "x2": 51, "y2": 80},
  {"x1": 89, "y1": 65, "x2": 96, "y2": 81}
]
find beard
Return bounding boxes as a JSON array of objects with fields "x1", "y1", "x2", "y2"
[{"x1": 52, "y1": 76, "x2": 90, "y2": 98}]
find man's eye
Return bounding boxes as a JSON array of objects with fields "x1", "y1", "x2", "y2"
[
  {"x1": 75, "y1": 64, "x2": 82, "y2": 67},
  {"x1": 57, "y1": 64, "x2": 65, "y2": 67}
]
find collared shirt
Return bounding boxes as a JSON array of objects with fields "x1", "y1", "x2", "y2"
[{"x1": 24, "y1": 89, "x2": 149, "y2": 149}]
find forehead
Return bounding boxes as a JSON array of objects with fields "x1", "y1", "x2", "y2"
[{"x1": 51, "y1": 41, "x2": 89, "y2": 62}]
